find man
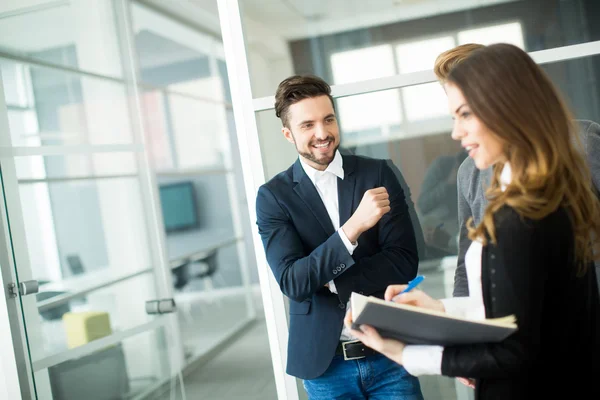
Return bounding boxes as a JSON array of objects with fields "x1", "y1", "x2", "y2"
[
  {"x1": 256, "y1": 75, "x2": 423, "y2": 399},
  {"x1": 432, "y1": 44, "x2": 600, "y2": 298}
]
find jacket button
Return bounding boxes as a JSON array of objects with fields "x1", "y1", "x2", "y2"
[
  {"x1": 333, "y1": 270, "x2": 338, "y2": 275},
  {"x1": 492, "y1": 297, "x2": 496, "y2": 302},
  {"x1": 492, "y1": 283, "x2": 496, "y2": 289},
  {"x1": 339, "y1": 303, "x2": 346, "y2": 309},
  {"x1": 340, "y1": 263, "x2": 346, "y2": 268},
  {"x1": 491, "y1": 268, "x2": 496, "y2": 274},
  {"x1": 336, "y1": 267, "x2": 342, "y2": 272},
  {"x1": 491, "y1": 254, "x2": 496, "y2": 260}
]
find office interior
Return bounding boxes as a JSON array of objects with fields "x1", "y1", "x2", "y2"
[{"x1": 0, "y1": 0, "x2": 598, "y2": 399}]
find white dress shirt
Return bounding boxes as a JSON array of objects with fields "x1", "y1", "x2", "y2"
[
  {"x1": 299, "y1": 150, "x2": 358, "y2": 340},
  {"x1": 403, "y1": 162, "x2": 512, "y2": 376}
]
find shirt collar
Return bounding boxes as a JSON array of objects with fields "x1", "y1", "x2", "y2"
[
  {"x1": 500, "y1": 162, "x2": 512, "y2": 191},
  {"x1": 299, "y1": 150, "x2": 344, "y2": 185}
]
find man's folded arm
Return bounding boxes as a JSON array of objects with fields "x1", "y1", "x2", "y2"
[
  {"x1": 335, "y1": 161, "x2": 419, "y2": 303},
  {"x1": 256, "y1": 185, "x2": 356, "y2": 302}
]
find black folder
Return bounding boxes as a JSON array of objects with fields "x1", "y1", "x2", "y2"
[{"x1": 350, "y1": 292, "x2": 517, "y2": 346}]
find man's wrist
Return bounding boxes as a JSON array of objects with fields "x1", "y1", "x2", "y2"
[{"x1": 341, "y1": 221, "x2": 361, "y2": 243}]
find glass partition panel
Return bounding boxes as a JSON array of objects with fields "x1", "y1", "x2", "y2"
[
  {"x1": 164, "y1": 92, "x2": 228, "y2": 170},
  {"x1": 0, "y1": 59, "x2": 134, "y2": 147},
  {"x1": 35, "y1": 273, "x2": 158, "y2": 360},
  {"x1": 540, "y1": 54, "x2": 600, "y2": 123},
  {"x1": 240, "y1": 0, "x2": 598, "y2": 97},
  {"x1": 32, "y1": 324, "x2": 184, "y2": 400},
  {"x1": 15, "y1": 170, "x2": 152, "y2": 282},
  {"x1": 0, "y1": 0, "x2": 125, "y2": 78},
  {"x1": 131, "y1": 1, "x2": 224, "y2": 101}
]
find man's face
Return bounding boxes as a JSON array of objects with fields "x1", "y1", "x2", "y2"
[{"x1": 282, "y1": 95, "x2": 340, "y2": 171}]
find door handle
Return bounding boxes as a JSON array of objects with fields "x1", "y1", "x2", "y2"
[
  {"x1": 145, "y1": 298, "x2": 176, "y2": 315},
  {"x1": 8, "y1": 280, "x2": 39, "y2": 298}
]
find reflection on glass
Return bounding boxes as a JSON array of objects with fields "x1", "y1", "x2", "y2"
[
  {"x1": 139, "y1": 88, "x2": 175, "y2": 171},
  {"x1": 396, "y1": 36, "x2": 456, "y2": 74},
  {"x1": 17, "y1": 175, "x2": 152, "y2": 289},
  {"x1": 167, "y1": 93, "x2": 227, "y2": 169},
  {"x1": 173, "y1": 242, "x2": 247, "y2": 361},
  {"x1": 402, "y1": 82, "x2": 448, "y2": 121},
  {"x1": 243, "y1": 0, "x2": 597, "y2": 97},
  {"x1": 34, "y1": 326, "x2": 181, "y2": 399},
  {"x1": 0, "y1": 60, "x2": 134, "y2": 147},
  {"x1": 0, "y1": 1, "x2": 124, "y2": 78},
  {"x1": 540, "y1": 55, "x2": 600, "y2": 124},
  {"x1": 131, "y1": 2, "x2": 223, "y2": 100},
  {"x1": 15, "y1": 153, "x2": 138, "y2": 181},
  {"x1": 332, "y1": 45, "x2": 402, "y2": 135},
  {"x1": 458, "y1": 21, "x2": 525, "y2": 48},
  {"x1": 331, "y1": 45, "x2": 396, "y2": 83},
  {"x1": 36, "y1": 273, "x2": 157, "y2": 358},
  {"x1": 336, "y1": 92, "x2": 402, "y2": 134}
]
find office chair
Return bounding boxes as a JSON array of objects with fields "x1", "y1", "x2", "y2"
[
  {"x1": 172, "y1": 249, "x2": 224, "y2": 322},
  {"x1": 172, "y1": 249, "x2": 221, "y2": 291},
  {"x1": 191, "y1": 249, "x2": 221, "y2": 291}
]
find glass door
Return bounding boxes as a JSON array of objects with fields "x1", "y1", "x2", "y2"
[
  {"x1": 0, "y1": 1, "x2": 186, "y2": 398},
  {"x1": 0, "y1": 153, "x2": 186, "y2": 400}
]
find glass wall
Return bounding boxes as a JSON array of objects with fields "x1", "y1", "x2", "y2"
[
  {"x1": 129, "y1": 1, "x2": 261, "y2": 364},
  {"x1": 0, "y1": 0, "x2": 271, "y2": 398},
  {"x1": 236, "y1": 0, "x2": 600, "y2": 398}
]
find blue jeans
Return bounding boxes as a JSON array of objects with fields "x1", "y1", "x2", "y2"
[{"x1": 303, "y1": 354, "x2": 423, "y2": 400}]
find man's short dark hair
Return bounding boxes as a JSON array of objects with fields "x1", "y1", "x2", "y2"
[{"x1": 274, "y1": 74, "x2": 335, "y2": 128}]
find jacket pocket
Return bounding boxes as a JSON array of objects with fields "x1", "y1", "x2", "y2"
[{"x1": 289, "y1": 299, "x2": 311, "y2": 314}]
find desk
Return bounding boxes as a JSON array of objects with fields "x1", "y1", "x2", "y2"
[
  {"x1": 166, "y1": 228, "x2": 238, "y2": 264},
  {"x1": 37, "y1": 229, "x2": 241, "y2": 312}
]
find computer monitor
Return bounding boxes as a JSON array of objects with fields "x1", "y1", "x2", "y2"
[{"x1": 159, "y1": 181, "x2": 199, "y2": 233}]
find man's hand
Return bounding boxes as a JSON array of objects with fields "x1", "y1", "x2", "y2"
[{"x1": 342, "y1": 187, "x2": 390, "y2": 242}]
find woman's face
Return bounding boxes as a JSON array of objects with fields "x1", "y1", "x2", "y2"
[{"x1": 445, "y1": 82, "x2": 506, "y2": 170}]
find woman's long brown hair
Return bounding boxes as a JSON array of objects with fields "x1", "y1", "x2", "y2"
[{"x1": 447, "y1": 43, "x2": 600, "y2": 272}]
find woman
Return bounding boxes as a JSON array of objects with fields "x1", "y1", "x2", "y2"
[{"x1": 345, "y1": 43, "x2": 600, "y2": 399}]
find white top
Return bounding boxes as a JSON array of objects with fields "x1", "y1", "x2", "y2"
[
  {"x1": 299, "y1": 150, "x2": 358, "y2": 340},
  {"x1": 403, "y1": 162, "x2": 512, "y2": 376}
]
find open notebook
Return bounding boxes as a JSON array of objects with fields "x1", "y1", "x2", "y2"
[{"x1": 350, "y1": 292, "x2": 517, "y2": 346}]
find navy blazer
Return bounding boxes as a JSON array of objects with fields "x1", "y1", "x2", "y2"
[{"x1": 256, "y1": 154, "x2": 418, "y2": 379}]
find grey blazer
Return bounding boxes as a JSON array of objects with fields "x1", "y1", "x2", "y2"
[{"x1": 453, "y1": 119, "x2": 600, "y2": 297}]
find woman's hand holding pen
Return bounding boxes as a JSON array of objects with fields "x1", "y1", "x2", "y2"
[{"x1": 385, "y1": 285, "x2": 446, "y2": 313}]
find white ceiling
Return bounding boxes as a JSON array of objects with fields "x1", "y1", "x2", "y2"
[
  {"x1": 0, "y1": 0, "x2": 519, "y2": 58},
  {"x1": 189, "y1": 0, "x2": 518, "y2": 40}
]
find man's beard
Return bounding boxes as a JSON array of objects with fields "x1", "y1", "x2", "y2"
[{"x1": 297, "y1": 139, "x2": 339, "y2": 167}]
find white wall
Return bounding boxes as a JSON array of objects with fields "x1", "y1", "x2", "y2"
[{"x1": 243, "y1": 18, "x2": 298, "y2": 179}]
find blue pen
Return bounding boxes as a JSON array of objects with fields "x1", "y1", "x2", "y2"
[{"x1": 390, "y1": 275, "x2": 425, "y2": 302}]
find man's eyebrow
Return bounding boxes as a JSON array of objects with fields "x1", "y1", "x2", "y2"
[
  {"x1": 297, "y1": 119, "x2": 315, "y2": 127},
  {"x1": 297, "y1": 114, "x2": 335, "y2": 126}
]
